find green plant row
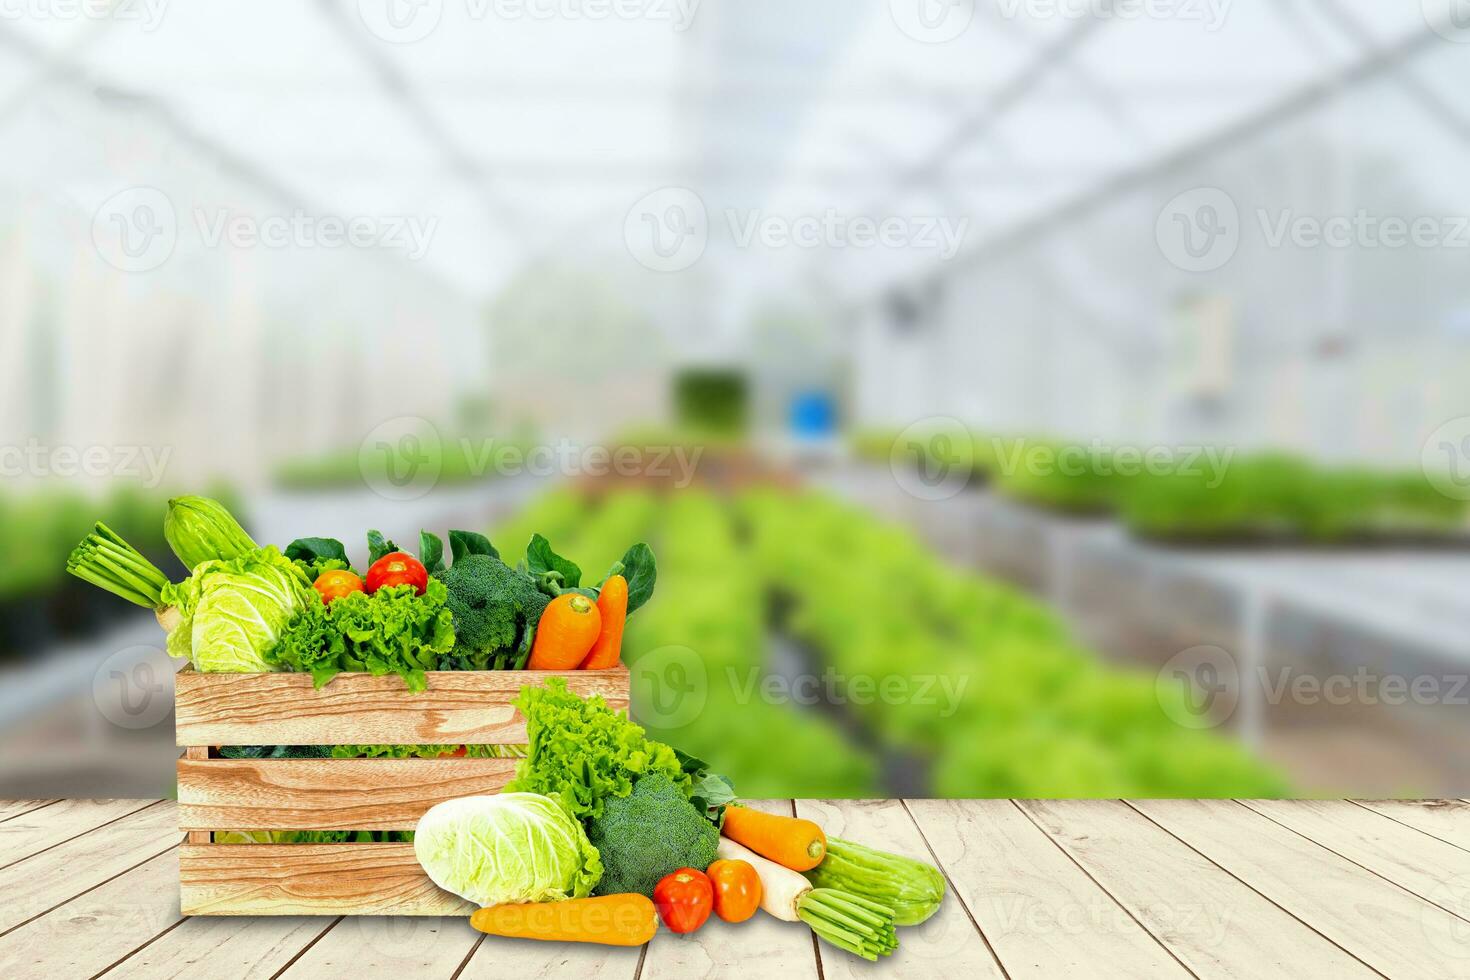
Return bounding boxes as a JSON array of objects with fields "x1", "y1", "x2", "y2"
[
  {"x1": 495, "y1": 485, "x2": 1287, "y2": 798},
  {"x1": 854, "y1": 429, "x2": 1466, "y2": 541}
]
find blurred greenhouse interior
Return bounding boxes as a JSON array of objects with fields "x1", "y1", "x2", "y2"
[{"x1": 3, "y1": 1, "x2": 1470, "y2": 799}]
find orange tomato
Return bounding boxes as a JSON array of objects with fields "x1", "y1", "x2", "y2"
[
  {"x1": 706, "y1": 859, "x2": 762, "y2": 923},
  {"x1": 313, "y1": 569, "x2": 365, "y2": 605}
]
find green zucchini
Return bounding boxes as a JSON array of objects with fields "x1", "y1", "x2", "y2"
[{"x1": 802, "y1": 836, "x2": 946, "y2": 926}]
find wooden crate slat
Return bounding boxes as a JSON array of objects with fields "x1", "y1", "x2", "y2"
[
  {"x1": 177, "y1": 757, "x2": 520, "y2": 831},
  {"x1": 174, "y1": 668, "x2": 628, "y2": 746},
  {"x1": 178, "y1": 843, "x2": 474, "y2": 916}
]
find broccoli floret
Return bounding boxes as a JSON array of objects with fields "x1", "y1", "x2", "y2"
[
  {"x1": 584, "y1": 773, "x2": 719, "y2": 897},
  {"x1": 437, "y1": 554, "x2": 550, "y2": 670}
]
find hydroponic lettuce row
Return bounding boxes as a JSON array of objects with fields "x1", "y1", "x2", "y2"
[{"x1": 65, "y1": 494, "x2": 656, "y2": 685}]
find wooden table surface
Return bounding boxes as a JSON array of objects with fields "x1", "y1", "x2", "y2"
[{"x1": 3, "y1": 798, "x2": 1470, "y2": 978}]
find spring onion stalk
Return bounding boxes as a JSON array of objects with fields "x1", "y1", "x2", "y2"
[
  {"x1": 66, "y1": 522, "x2": 170, "y2": 608},
  {"x1": 796, "y1": 888, "x2": 898, "y2": 961}
]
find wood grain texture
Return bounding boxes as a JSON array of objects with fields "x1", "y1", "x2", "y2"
[
  {"x1": 0, "y1": 799, "x2": 56, "y2": 823},
  {"x1": 277, "y1": 915, "x2": 483, "y2": 980},
  {"x1": 1130, "y1": 798, "x2": 1470, "y2": 977},
  {"x1": 1239, "y1": 798, "x2": 1470, "y2": 911},
  {"x1": 905, "y1": 798, "x2": 1190, "y2": 979},
  {"x1": 100, "y1": 911, "x2": 333, "y2": 979},
  {"x1": 174, "y1": 667, "x2": 628, "y2": 746},
  {"x1": 796, "y1": 799, "x2": 1004, "y2": 979},
  {"x1": 1017, "y1": 799, "x2": 1375, "y2": 979},
  {"x1": 0, "y1": 848, "x2": 182, "y2": 978},
  {"x1": 178, "y1": 843, "x2": 475, "y2": 916},
  {"x1": 177, "y1": 758, "x2": 518, "y2": 831},
  {"x1": 0, "y1": 801, "x2": 179, "y2": 933},
  {"x1": 639, "y1": 799, "x2": 820, "y2": 980},
  {"x1": 0, "y1": 798, "x2": 158, "y2": 870},
  {"x1": 1353, "y1": 799, "x2": 1470, "y2": 851}
]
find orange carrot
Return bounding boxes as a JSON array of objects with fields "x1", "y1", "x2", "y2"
[
  {"x1": 721, "y1": 806, "x2": 827, "y2": 872},
  {"x1": 528, "y1": 593, "x2": 602, "y2": 670},
  {"x1": 580, "y1": 574, "x2": 628, "y2": 669},
  {"x1": 471, "y1": 894, "x2": 657, "y2": 946}
]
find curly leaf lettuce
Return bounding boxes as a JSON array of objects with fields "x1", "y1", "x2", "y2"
[
  {"x1": 506, "y1": 678, "x2": 687, "y2": 820},
  {"x1": 269, "y1": 578, "x2": 456, "y2": 690},
  {"x1": 159, "y1": 547, "x2": 315, "y2": 672}
]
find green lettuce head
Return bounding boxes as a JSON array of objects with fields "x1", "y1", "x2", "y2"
[
  {"x1": 413, "y1": 793, "x2": 603, "y2": 907},
  {"x1": 160, "y1": 547, "x2": 316, "y2": 672}
]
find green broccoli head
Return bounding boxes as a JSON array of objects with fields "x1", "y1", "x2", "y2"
[
  {"x1": 437, "y1": 554, "x2": 550, "y2": 669},
  {"x1": 584, "y1": 772, "x2": 719, "y2": 897}
]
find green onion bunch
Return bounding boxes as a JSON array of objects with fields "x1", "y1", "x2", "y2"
[
  {"x1": 66, "y1": 522, "x2": 168, "y2": 608},
  {"x1": 797, "y1": 888, "x2": 899, "y2": 961}
]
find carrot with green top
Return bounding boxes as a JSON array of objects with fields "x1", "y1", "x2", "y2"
[
  {"x1": 527, "y1": 593, "x2": 602, "y2": 670},
  {"x1": 580, "y1": 574, "x2": 628, "y2": 669}
]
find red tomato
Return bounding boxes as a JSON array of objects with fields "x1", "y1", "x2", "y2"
[
  {"x1": 706, "y1": 859, "x2": 762, "y2": 923},
  {"x1": 313, "y1": 569, "x2": 365, "y2": 605},
  {"x1": 653, "y1": 868, "x2": 714, "y2": 934},
  {"x1": 365, "y1": 552, "x2": 428, "y2": 595}
]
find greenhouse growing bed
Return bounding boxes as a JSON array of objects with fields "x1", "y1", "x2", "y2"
[{"x1": 493, "y1": 485, "x2": 1287, "y2": 799}]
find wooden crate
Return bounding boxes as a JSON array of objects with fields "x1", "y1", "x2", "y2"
[{"x1": 174, "y1": 666, "x2": 629, "y2": 916}]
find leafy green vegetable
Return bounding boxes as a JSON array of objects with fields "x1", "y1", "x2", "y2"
[
  {"x1": 164, "y1": 496, "x2": 257, "y2": 571},
  {"x1": 584, "y1": 773, "x2": 718, "y2": 897},
  {"x1": 285, "y1": 537, "x2": 353, "y2": 579},
  {"x1": 419, "y1": 531, "x2": 446, "y2": 575},
  {"x1": 366, "y1": 529, "x2": 398, "y2": 564},
  {"x1": 414, "y1": 793, "x2": 603, "y2": 906},
  {"x1": 506, "y1": 677, "x2": 688, "y2": 820},
  {"x1": 673, "y1": 749, "x2": 736, "y2": 826},
  {"x1": 268, "y1": 578, "x2": 456, "y2": 690},
  {"x1": 527, "y1": 533, "x2": 582, "y2": 588},
  {"x1": 160, "y1": 547, "x2": 316, "y2": 673},
  {"x1": 436, "y1": 554, "x2": 549, "y2": 671},
  {"x1": 448, "y1": 529, "x2": 497, "y2": 563},
  {"x1": 802, "y1": 837, "x2": 945, "y2": 926},
  {"x1": 612, "y1": 542, "x2": 656, "y2": 615}
]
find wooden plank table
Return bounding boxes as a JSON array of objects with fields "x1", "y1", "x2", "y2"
[{"x1": 3, "y1": 799, "x2": 1470, "y2": 978}]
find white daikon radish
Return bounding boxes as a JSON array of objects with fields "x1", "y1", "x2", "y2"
[{"x1": 717, "y1": 836, "x2": 812, "y2": 922}]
